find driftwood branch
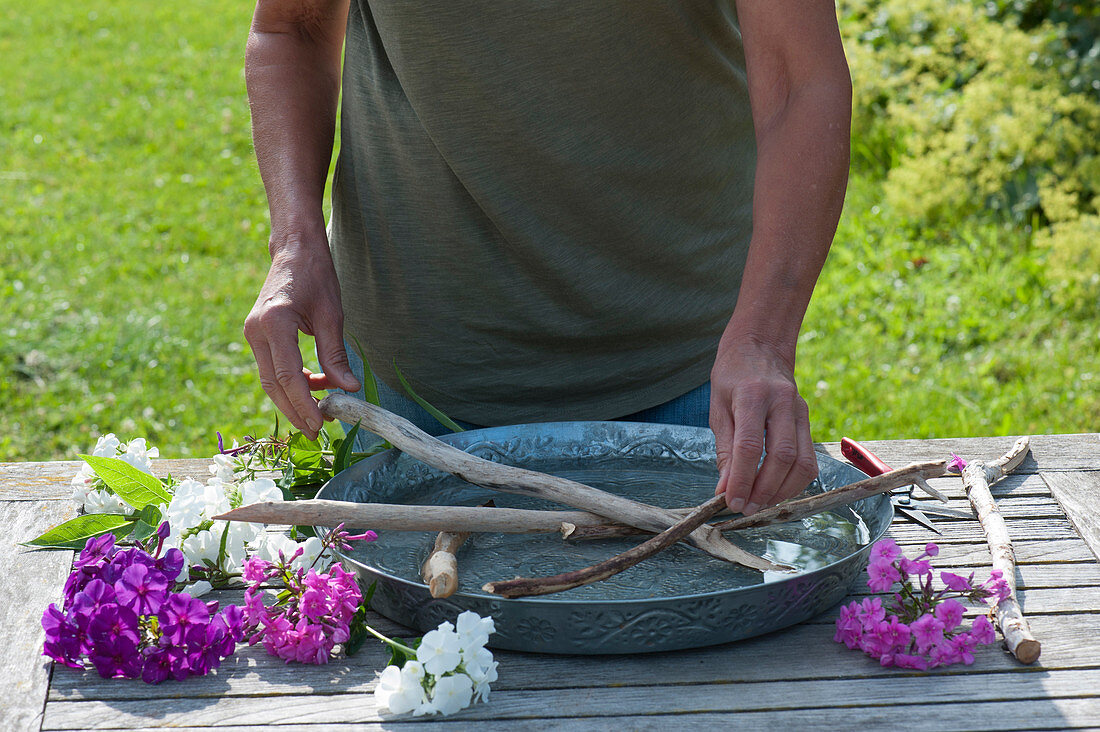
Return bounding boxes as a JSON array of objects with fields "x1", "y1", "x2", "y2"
[
  {"x1": 214, "y1": 498, "x2": 613, "y2": 534},
  {"x1": 318, "y1": 393, "x2": 769, "y2": 569},
  {"x1": 565, "y1": 459, "x2": 953, "y2": 542},
  {"x1": 483, "y1": 495, "x2": 781, "y2": 598},
  {"x1": 961, "y1": 436, "x2": 1040, "y2": 664},
  {"x1": 421, "y1": 531, "x2": 469, "y2": 599}
]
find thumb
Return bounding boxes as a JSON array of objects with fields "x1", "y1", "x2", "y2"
[{"x1": 315, "y1": 324, "x2": 361, "y2": 393}]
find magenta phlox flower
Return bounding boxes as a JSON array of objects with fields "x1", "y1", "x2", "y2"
[
  {"x1": 982, "y1": 570, "x2": 1011, "y2": 603},
  {"x1": 910, "y1": 613, "x2": 946, "y2": 654},
  {"x1": 869, "y1": 538, "x2": 901, "y2": 565},
  {"x1": 970, "y1": 615, "x2": 996, "y2": 645},
  {"x1": 892, "y1": 653, "x2": 930, "y2": 671},
  {"x1": 934, "y1": 598, "x2": 966, "y2": 631},
  {"x1": 940, "y1": 571, "x2": 975, "y2": 592},
  {"x1": 947, "y1": 454, "x2": 968, "y2": 472},
  {"x1": 835, "y1": 539, "x2": 1001, "y2": 671},
  {"x1": 867, "y1": 560, "x2": 902, "y2": 592},
  {"x1": 898, "y1": 557, "x2": 932, "y2": 576},
  {"x1": 300, "y1": 588, "x2": 329, "y2": 621},
  {"x1": 242, "y1": 556, "x2": 272, "y2": 584}
]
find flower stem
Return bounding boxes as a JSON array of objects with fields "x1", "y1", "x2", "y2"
[{"x1": 361, "y1": 624, "x2": 416, "y2": 656}]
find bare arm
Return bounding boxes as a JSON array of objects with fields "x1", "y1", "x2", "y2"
[
  {"x1": 714, "y1": 1, "x2": 852, "y2": 514},
  {"x1": 243, "y1": 0, "x2": 358, "y2": 439}
]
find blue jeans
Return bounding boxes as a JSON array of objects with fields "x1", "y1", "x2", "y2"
[{"x1": 341, "y1": 344, "x2": 710, "y2": 450}]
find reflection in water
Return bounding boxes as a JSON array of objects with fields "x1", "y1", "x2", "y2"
[{"x1": 343, "y1": 467, "x2": 876, "y2": 602}]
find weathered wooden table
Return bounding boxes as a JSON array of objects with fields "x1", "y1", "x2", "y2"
[{"x1": 4, "y1": 434, "x2": 1099, "y2": 730}]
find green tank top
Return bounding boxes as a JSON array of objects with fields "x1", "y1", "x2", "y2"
[{"x1": 330, "y1": 0, "x2": 755, "y2": 425}]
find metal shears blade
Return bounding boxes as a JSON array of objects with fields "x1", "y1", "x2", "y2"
[{"x1": 840, "y1": 437, "x2": 955, "y2": 533}]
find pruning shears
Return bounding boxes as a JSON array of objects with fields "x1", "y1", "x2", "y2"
[{"x1": 841, "y1": 437, "x2": 970, "y2": 533}]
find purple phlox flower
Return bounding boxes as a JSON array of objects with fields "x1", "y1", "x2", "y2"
[
  {"x1": 933, "y1": 598, "x2": 966, "y2": 631},
  {"x1": 87, "y1": 604, "x2": 141, "y2": 647},
  {"x1": 41, "y1": 604, "x2": 83, "y2": 669},
  {"x1": 74, "y1": 534, "x2": 117, "y2": 570},
  {"x1": 217, "y1": 431, "x2": 225, "y2": 454},
  {"x1": 159, "y1": 593, "x2": 211, "y2": 645},
  {"x1": 899, "y1": 557, "x2": 933, "y2": 577},
  {"x1": 910, "y1": 613, "x2": 946, "y2": 654},
  {"x1": 219, "y1": 604, "x2": 246, "y2": 642},
  {"x1": 141, "y1": 647, "x2": 173, "y2": 685},
  {"x1": 156, "y1": 521, "x2": 171, "y2": 541},
  {"x1": 921, "y1": 542, "x2": 940, "y2": 559},
  {"x1": 88, "y1": 634, "x2": 143, "y2": 679},
  {"x1": 156, "y1": 548, "x2": 185, "y2": 579},
  {"x1": 115, "y1": 563, "x2": 169, "y2": 616},
  {"x1": 941, "y1": 570, "x2": 975, "y2": 593},
  {"x1": 947, "y1": 453, "x2": 968, "y2": 473},
  {"x1": 71, "y1": 579, "x2": 117, "y2": 618},
  {"x1": 970, "y1": 615, "x2": 996, "y2": 645},
  {"x1": 867, "y1": 560, "x2": 902, "y2": 592},
  {"x1": 869, "y1": 539, "x2": 902, "y2": 565}
]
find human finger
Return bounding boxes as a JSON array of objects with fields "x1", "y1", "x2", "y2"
[
  {"x1": 246, "y1": 334, "x2": 306, "y2": 434},
  {"x1": 266, "y1": 321, "x2": 322, "y2": 437},
  {"x1": 744, "y1": 400, "x2": 798, "y2": 515},
  {"x1": 776, "y1": 398, "x2": 819, "y2": 502},
  {"x1": 721, "y1": 397, "x2": 766, "y2": 514}
]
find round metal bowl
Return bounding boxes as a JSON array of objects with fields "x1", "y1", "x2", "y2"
[{"x1": 317, "y1": 421, "x2": 888, "y2": 654}]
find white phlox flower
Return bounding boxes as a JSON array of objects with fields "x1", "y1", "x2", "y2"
[
  {"x1": 425, "y1": 673, "x2": 474, "y2": 716},
  {"x1": 375, "y1": 664, "x2": 429, "y2": 716},
  {"x1": 82, "y1": 488, "x2": 128, "y2": 514},
  {"x1": 208, "y1": 453, "x2": 236, "y2": 483},
  {"x1": 463, "y1": 646, "x2": 498, "y2": 703},
  {"x1": 455, "y1": 610, "x2": 495, "y2": 651},
  {"x1": 417, "y1": 623, "x2": 462, "y2": 676}
]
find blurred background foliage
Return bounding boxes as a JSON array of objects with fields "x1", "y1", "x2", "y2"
[{"x1": 1, "y1": 0, "x2": 1097, "y2": 461}]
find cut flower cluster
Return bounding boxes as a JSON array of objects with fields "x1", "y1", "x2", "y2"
[
  {"x1": 374, "y1": 611, "x2": 499, "y2": 716},
  {"x1": 240, "y1": 529, "x2": 374, "y2": 665},
  {"x1": 835, "y1": 539, "x2": 1010, "y2": 669},
  {"x1": 42, "y1": 532, "x2": 244, "y2": 683}
]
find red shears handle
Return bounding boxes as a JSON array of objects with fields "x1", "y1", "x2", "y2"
[{"x1": 840, "y1": 437, "x2": 892, "y2": 477}]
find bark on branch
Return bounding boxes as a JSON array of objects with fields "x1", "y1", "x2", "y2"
[
  {"x1": 961, "y1": 436, "x2": 1040, "y2": 664},
  {"x1": 483, "y1": 495, "x2": 747, "y2": 598}
]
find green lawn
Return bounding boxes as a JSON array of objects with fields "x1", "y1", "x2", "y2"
[{"x1": 2, "y1": 1, "x2": 1096, "y2": 462}]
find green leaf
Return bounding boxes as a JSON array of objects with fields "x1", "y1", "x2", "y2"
[
  {"x1": 393, "y1": 360, "x2": 464, "y2": 433},
  {"x1": 80, "y1": 454, "x2": 171, "y2": 510},
  {"x1": 351, "y1": 336, "x2": 380, "y2": 406},
  {"x1": 131, "y1": 520, "x2": 159, "y2": 543},
  {"x1": 332, "y1": 421, "x2": 360, "y2": 476},
  {"x1": 23, "y1": 513, "x2": 133, "y2": 550}
]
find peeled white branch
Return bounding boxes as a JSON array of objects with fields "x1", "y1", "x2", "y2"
[
  {"x1": 421, "y1": 531, "x2": 469, "y2": 599},
  {"x1": 961, "y1": 436, "x2": 1040, "y2": 664}
]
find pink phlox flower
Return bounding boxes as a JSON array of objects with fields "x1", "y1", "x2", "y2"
[
  {"x1": 869, "y1": 539, "x2": 901, "y2": 565},
  {"x1": 242, "y1": 556, "x2": 272, "y2": 584},
  {"x1": 300, "y1": 588, "x2": 329, "y2": 621},
  {"x1": 933, "y1": 598, "x2": 966, "y2": 631},
  {"x1": 922, "y1": 542, "x2": 940, "y2": 558},
  {"x1": 940, "y1": 571, "x2": 975, "y2": 592},
  {"x1": 898, "y1": 557, "x2": 932, "y2": 577},
  {"x1": 948, "y1": 633, "x2": 977, "y2": 665},
  {"x1": 855, "y1": 597, "x2": 886, "y2": 627},
  {"x1": 867, "y1": 560, "x2": 902, "y2": 592},
  {"x1": 833, "y1": 602, "x2": 863, "y2": 649},
  {"x1": 910, "y1": 613, "x2": 946, "y2": 654},
  {"x1": 969, "y1": 615, "x2": 996, "y2": 645},
  {"x1": 862, "y1": 616, "x2": 911, "y2": 659},
  {"x1": 891, "y1": 653, "x2": 930, "y2": 671},
  {"x1": 982, "y1": 570, "x2": 1011, "y2": 603},
  {"x1": 947, "y1": 453, "x2": 968, "y2": 472}
]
